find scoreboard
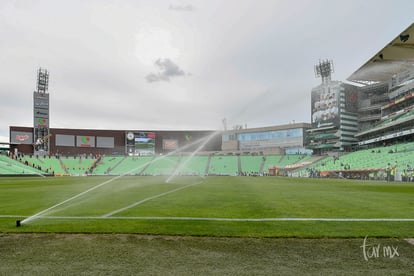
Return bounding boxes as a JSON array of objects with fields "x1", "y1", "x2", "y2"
[{"x1": 126, "y1": 131, "x2": 155, "y2": 155}]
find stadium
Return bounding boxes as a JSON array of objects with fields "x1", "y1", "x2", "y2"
[
  {"x1": 1, "y1": 23, "x2": 414, "y2": 274},
  {"x1": 3, "y1": 24, "x2": 414, "y2": 179}
]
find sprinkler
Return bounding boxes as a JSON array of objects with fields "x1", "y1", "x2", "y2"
[{"x1": 16, "y1": 220, "x2": 21, "y2": 227}]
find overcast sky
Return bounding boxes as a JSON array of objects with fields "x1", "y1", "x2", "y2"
[{"x1": 1, "y1": 0, "x2": 414, "y2": 142}]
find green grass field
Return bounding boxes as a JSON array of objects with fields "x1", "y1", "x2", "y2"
[
  {"x1": 1, "y1": 176, "x2": 414, "y2": 237},
  {"x1": 1, "y1": 176, "x2": 414, "y2": 274}
]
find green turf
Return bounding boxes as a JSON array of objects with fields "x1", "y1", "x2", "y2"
[
  {"x1": 1, "y1": 234, "x2": 413, "y2": 275},
  {"x1": 1, "y1": 176, "x2": 414, "y2": 237}
]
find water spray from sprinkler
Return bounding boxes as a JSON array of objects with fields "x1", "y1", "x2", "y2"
[
  {"x1": 166, "y1": 131, "x2": 219, "y2": 183},
  {"x1": 20, "y1": 131, "x2": 221, "y2": 226}
]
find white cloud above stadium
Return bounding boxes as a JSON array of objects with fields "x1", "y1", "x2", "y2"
[{"x1": 1, "y1": 0, "x2": 414, "y2": 141}]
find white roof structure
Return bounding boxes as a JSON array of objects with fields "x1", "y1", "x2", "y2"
[{"x1": 347, "y1": 23, "x2": 414, "y2": 84}]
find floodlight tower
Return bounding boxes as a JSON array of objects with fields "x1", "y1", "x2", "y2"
[
  {"x1": 37, "y1": 68, "x2": 49, "y2": 93},
  {"x1": 314, "y1": 59, "x2": 334, "y2": 84},
  {"x1": 33, "y1": 68, "x2": 50, "y2": 156}
]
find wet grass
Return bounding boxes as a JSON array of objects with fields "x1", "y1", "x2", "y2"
[
  {"x1": 1, "y1": 176, "x2": 414, "y2": 274},
  {"x1": 0, "y1": 176, "x2": 414, "y2": 237}
]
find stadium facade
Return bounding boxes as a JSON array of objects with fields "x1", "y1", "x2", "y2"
[
  {"x1": 9, "y1": 126, "x2": 222, "y2": 156},
  {"x1": 307, "y1": 66, "x2": 359, "y2": 154},
  {"x1": 308, "y1": 23, "x2": 414, "y2": 154},
  {"x1": 222, "y1": 123, "x2": 311, "y2": 154},
  {"x1": 355, "y1": 68, "x2": 414, "y2": 147}
]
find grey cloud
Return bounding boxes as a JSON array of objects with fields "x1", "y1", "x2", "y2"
[
  {"x1": 168, "y1": 4, "x2": 194, "y2": 12},
  {"x1": 146, "y1": 58, "x2": 187, "y2": 82},
  {"x1": 145, "y1": 72, "x2": 168, "y2": 82}
]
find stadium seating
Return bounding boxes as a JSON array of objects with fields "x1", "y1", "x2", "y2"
[
  {"x1": 208, "y1": 155, "x2": 239, "y2": 175},
  {"x1": 239, "y1": 155, "x2": 264, "y2": 175},
  {"x1": 6, "y1": 143, "x2": 414, "y2": 178},
  {"x1": 263, "y1": 154, "x2": 310, "y2": 170},
  {"x1": 294, "y1": 141, "x2": 414, "y2": 177},
  {"x1": 110, "y1": 156, "x2": 154, "y2": 175},
  {"x1": 0, "y1": 155, "x2": 44, "y2": 175},
  {"x1": 174, "y1": 155, "x2": 210, "y2": 175},
  {"x1": 142, "y1": 155, "x2": 180, "y2": 175},
  {"x1": 372, "y1": 109, "x2": 414, "y2": 129},
  {"x1": 88, "y1": 153, "x2": 313, "y2": 176},
  {"x1": 21, "y1": 156, "x2": 71, "y2": 175},
  {"x1": 60, "y1": 156, "x2": 95, "y2": 175},
  {"x1": 92, "y1": 156, "x2": 125, "y2": 175}
]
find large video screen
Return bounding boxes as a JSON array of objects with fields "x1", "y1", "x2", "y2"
[{"x1": 132, "y1": 132, "x2": 155, "y2": 155}]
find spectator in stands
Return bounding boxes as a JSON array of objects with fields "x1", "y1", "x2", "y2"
[
  {"x1": 390, "y1": 161, "x2": 397, "y2": 182},
  {"x1": 402, "y1": 169, "x2": 407, "y2": 182},
  {"x1": 386, "y1": 163, "x2": 392, "y2": 182}
]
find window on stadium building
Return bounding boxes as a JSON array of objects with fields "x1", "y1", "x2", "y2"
[
  {"x1": 236, "y1": 128, "x2": 304, "y2": 151},
  {"x1": 237, "y1": 128, "x2": 303, "y2": 141},
  {"x1": 222, "y1": 134, "x2": 236, "y2": 141}
]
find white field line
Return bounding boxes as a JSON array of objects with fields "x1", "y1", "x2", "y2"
[
  {"x1": 20, "y1": 134, "x2": 219, "y2": 225},
  {"x1": 20, "y1": 174, "x2": 130, "y2": 224},
  {"x1": 101, "y1": 180, "x2": 204, "y2": 218},
  {"x1": 3, "y1": 215, "x2": 414, "y2": 222},
  {"x1": 0, "y1": 215, "x2": 29, "y2": 218}
]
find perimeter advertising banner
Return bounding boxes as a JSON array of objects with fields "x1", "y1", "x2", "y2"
[
  {"x1": 33, "y1": 91, "x2": 50, "y2": 153},
  {"x1": 34, "y1": 117, "x2": 48, "y2": 128},
  {"x1": 10, "y1": 131, "x2": 33, "y2": 144},
  {"x1": 163, "y1": 139, "x2": 178, "y2": 150},
  {"x1": 33, "y1": 93, "x2": 49, "y2": 110},
  {"x1": 33, "y1": 93, "x2": 49, "y2": 127},
  {"x1": 76, "y1": 136, "x2": 95, "y2": 147}
]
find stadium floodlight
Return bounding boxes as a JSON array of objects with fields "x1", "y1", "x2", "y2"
[
  {"x1": 314, "y1": 59, "x2": 334, "y2": 84},
  {"x1": 37, "y1": 68, "x2": 49, "y2": 94}
]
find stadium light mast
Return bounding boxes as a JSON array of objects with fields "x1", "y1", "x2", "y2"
[
  {"x1": 314, "y1": 59, "x2": 334, "y2": 84},
  {"x1": 37, "y1": 68, "x2": 49, "y2": 94}
]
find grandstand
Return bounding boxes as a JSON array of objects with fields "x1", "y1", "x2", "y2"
[
  {"x1": 264, "y1": 154, "x2": 311, "y2": 169},
  {"x1": 208, "y1": 154, "x2": 239, "y2": 176},
  {"x1": 175, "y1": 155, "x2": 210, "y2": 175},
  {"x1": 0, "y1": 155, "x2": 44, "y2": 175},
  {"x1": 2, "y1": 143, "x2": 414, "y2": 180},
  {"x1": 239, "y1": 154, "x2": 264, "y2": 175},
  {"x1": 60, "y1": 156, "x2": 95, "y2": 175},
  {"x1": 293, "y1": 141, "x2": 414, "y2": 180},
  {"x1": 93, "y1": 156, "x2": 126, "y2": 175},
  {"x1": 20, "y1": 156, "x2": 65, "y2": 175}
]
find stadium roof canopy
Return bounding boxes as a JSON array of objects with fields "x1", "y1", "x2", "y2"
[{"x1": 347, "y1": 23, "x2": 414, "y2": 85}]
